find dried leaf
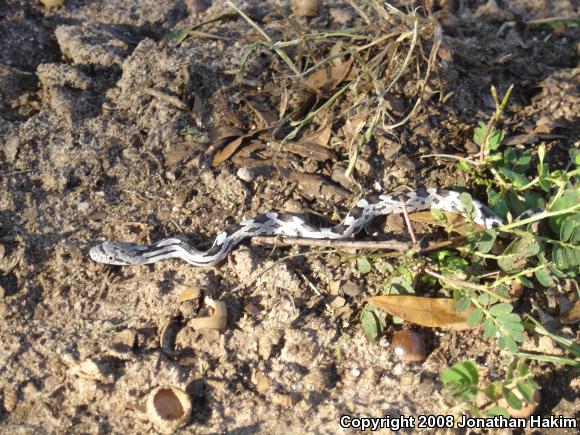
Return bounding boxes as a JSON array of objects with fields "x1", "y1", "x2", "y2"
[
  {"x1": 243, "y1": 98, "x2": 278, "y2": 126},
  {"x1": 177, "y1": 286, "x2": 201, "y2": 302},
  {"x1": 283, "y1": 141, "x2": 337, "y2": 161},
  {"x1": 370, "y1": 295, "x2": 473, "y2": 329},
  {"x1": 291, "y1": 92, "x2": 318, "y2": 121},
  {"x1": 302, "y1": 124, "x2": 332, "y2": 147},
  {"x1": 207, "y1": 125, "x2": 245, "y2": 142},
  {"x1": 304, "y1": 61, "x2": 355, "y2": 93},
  {"x1": 212, "y1": 129, "x2": 265, "y2": 166},
  {"x1": 409, "y1": 211, "x2": 486, "y2": 235},
  {"x1": 281, "y1": 168, "x2": 349, "y2": 202}
]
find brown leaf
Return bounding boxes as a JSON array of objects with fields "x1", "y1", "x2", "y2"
[
  {"x1": 207, "y1": 125, "x2": 245, "y2": 142},
  {"x1": 283, "y1": 141, "x2": 337, "y2": 161},
  {"x1": 409, "y1": 211, "x2": 486, "y2": 235},
  {"x1": 281, "y1": 168, "x2": 350, "y2": 202},
  {"x1": 560, "y1": 299, "x2": 580, "y2": 324},
  {"x1": 244, "y1": 98, "x2": 278, "y2": 127},
  {"x1": 211, "y1": 129, "x2": 265, "y2": 166},
  {"x1": 291, "y1": 92, "x2": 318, "y2": 121},
  {"x1": 370, "y1": 295, "x2": 473, "y2": 329},
  {"x1": 304, "y1": 61, "x2": 355, "y2": 94},
  {"x1": 302, "y1": 124, "x2": 332, "y2": 147}
]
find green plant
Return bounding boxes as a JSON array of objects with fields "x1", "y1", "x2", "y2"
[
  {"x1": 355, "y1": 85, "x2": 578, "y2": 416},
  {"x1": 440, "y1": 359, "x2": 540, "y2": 417}
]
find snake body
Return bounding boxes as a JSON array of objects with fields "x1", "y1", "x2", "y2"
[{"x1": 89, "y1": 188, "x2": 503, "y2": 267}]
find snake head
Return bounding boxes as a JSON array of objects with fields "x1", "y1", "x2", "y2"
[{"x1": 89, "y1": 242, "x2": 149, "y2": 265}]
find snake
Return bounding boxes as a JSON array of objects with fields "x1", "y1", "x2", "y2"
[{"x1": 89, "y1": 188, "x2": 504, "y2": 267}]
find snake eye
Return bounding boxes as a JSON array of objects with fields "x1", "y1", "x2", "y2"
[{"x1": 108, "y1": 256, "x2": 114, "y2": 262}]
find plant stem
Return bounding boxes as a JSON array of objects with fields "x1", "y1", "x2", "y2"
[
  {"x1": 478, "y1": 84, "x2": 514, "y2": 163},
  {"x1": 424, "y1": 269, "x2": 510, "y2": 302},
  {"x1": 498, "y1": 203, "x2": 580, "y2": 231}
]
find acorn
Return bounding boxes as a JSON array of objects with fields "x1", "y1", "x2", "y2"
[
  {"x1": 391, "y1": 330, "x2": 427, "y2": 362},
  {"x1": 146, "y1": 386, "x2": 192, "y2": 433}
]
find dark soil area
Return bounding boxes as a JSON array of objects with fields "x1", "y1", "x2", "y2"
[{"x1": 0, "y1": 0, "x2": 578, "y2": 433}]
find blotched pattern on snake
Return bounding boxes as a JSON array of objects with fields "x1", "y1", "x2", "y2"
[{"x1": 89, "y1": 188, "x2": 503, "y2": 267}]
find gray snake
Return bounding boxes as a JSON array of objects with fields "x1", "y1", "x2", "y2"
[{"x1": 89, "y1": 188, "x2": 503, "y2": 267}]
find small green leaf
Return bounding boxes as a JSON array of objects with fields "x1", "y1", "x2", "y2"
[
  {"x1": 457, "y1": 160, "x2": 471, "y2": 173},
  {"x1": 500, "y1": 313, "x2": 523, "y2": 325},
  {"x1": 534, "y1": 269, "x2": 554, "y2": 287},
  {"x1": 473, "y1": 121, "x2": 487, "y2": 146},
  {"x1": 516, "y1": 381, "x2": 537, "y2": 404},
  {"x1": 361, "y1": 304, "x2": 386, "y2": 341},
  {"x1": 497, "y1": 236, "x2": 540, "y2": 272},
  {"x1": 508, "y1": 328, "x2": 525, "y2": 343},
  {"x1": 498, "y1": 166, "x2": 529, "y2": 187},
  {"x1": 487, "y1": 128, "x2": 504, "y2": 151},
  {"x1": 456, "y1": 296, "x2": 472, "y2": 312},
  {"x1": 374, "y1": 260, "x2": 393, "y2": 275},
  {"x1": 477, "y1": 230, "x2": 497, "y2": 253},
  {"x1": 431, "y1": 208, "x2": 447, "y2": 223},
  {"x1": 357, "y1": 257, "x2": 372, "y2": 274},
  {"x1": 467, "y1": 308, "x2": 484, "y2": 327},
  {"x1": 517, "y1": 362, "x2": 530, "y2": 377},
  {"x1": 489, "y1": 303, "x2": 513, "y2": 316},
  {"x1": 549, "y1": 190, "x2": 580, "y2": 234},
  {"x1": 517, "y1": 275, "x2": 534, "y2": 288},
  {"x1": 570, "y1": 148, "x2": 580, "y2": 166},
  {"x1": 538, "y1": 143, "x2": 546, "y2": 165},
  {"x1": 502, "y1": 387, "x2": 523, "y2": 410},
  {"x1": 440, "y1": 361, "x2": 479, "y2": 385},
  {"x1": 486, "y1": 406, "x2": 510, "y2": 417},
  {"x1": 483, "y1": 319, "x2": 499, "y2": 338},
  {"x1": 484, "y1": 382, "x2": 502, "y2": 401},
  {"x1": 560, "y1": 218, "x2": 578, "y2": 242},
  {"x1": 478, "y1": 293, "x2": 496, "y2": 306},
  {"x1": 459, "y1": 193, "x2": 476, "y2": 221},
  {"x1": 498, "y1": 335, "x2": 517, "y2": 352}
]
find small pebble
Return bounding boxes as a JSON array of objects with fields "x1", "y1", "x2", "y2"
[
  {"x1": 187, "y1": 0, "x2": 210, "y2": 14},
  {"x1": 236, "y1": 167, "x2": 255, "y2": 182},
  {"x1": 77, "y1": 202, "x2": 90, "y2": 213},
  {"x1": 291, "y1": 0, "x2": 323, "y2": 17},
  {"x1": 341, "y1": 280, "x2": 360, "y2": 297},
  {"x1": 283, "y1": 198, "x2": 303, "y2": 213},
  {"x1": 330, "y1": 8, "x2": 353, "y2": 24}
]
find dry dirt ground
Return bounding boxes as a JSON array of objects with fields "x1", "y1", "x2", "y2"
[{"x1": 0, "y1": 0, "x2": 578, "y2": 433}]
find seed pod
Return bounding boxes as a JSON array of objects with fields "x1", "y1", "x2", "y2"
[{"x1": 391, "y1": 330, "x2": 427, "y2": 362}]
